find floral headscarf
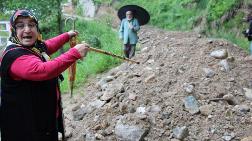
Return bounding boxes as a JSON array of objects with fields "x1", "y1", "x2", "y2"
[{"x1": 9, "y1": 9, "x2": 42, "y2": 46}]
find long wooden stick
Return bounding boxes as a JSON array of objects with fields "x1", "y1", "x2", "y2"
[{"x1": 87, "y1": 46, "x2": 140, "y2": 64}]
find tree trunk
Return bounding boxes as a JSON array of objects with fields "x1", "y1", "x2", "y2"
[{"x1": 57, "y1": 0, "x2": 65, "y2": 54}]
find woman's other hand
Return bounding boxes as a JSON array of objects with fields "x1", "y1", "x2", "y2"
[
  {"x1": 74, "y1": 43, "x2": 89, "y2": 58},
  {"x1": 68, "y1": 30, "x2": 78, "y2": 38}
]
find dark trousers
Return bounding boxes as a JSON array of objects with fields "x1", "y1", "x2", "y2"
[{"x1": 124, "y1": 43, "x2": 136, "y2": 59}]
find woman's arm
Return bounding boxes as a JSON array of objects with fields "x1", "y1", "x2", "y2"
[
  {"x1": 44, "y1": 33, "x2": 70, "y2": 55},
  {"x1": 9, "y1": 48, "x2": 81, "y2": 81}
]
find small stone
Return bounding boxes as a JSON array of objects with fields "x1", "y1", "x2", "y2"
[
  {"x1": 129, "y1": 93, "x2": 137, "y2": 101},
  {"x1": 172, "y1": 126, "x2": 189, "y2": 140},
  {"x1": 244, "y1": 88, "x2": 252, "y2": 101},
  {"x1": 199, "y1": 105, "x2": 213, "y2": 116},
  {"x1": 233, "y1": 105, "x2": 250, "y2": 114},
  {"x1": 222, "y1": 135, "x2": 232, "y2": 141},
  {"x1": 223, "y1": 94, "x2": 238, "y2": 105},
  {"x1": 218, "y1": 59, "x2": 230, "y2": 72},
  {"x1": 203, "y1": 68, "x2": 215, "y2": 78},
  {"x1": 136, "y1": 107, "x2": 146, "y2": 114},
  {"x1": 210, "y1": 49, "x2": 228, "y2": 59},
  {"x1": 183, "y1": 83, "x2": 194, "y2": 94},
  {"x1": 184, "y1": 96, "x2": 199, "y2": 114},
  {"x1": 95, "y1": 133, "x2": 105, "y2": 140},
  {"x1": 144, "y1": 73, "x2": 156, "y2": 83}
]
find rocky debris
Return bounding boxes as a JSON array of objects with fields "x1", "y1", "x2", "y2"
[
  {"x1": 210, "y1": 49, "x2": 228, "y2": 59},
  {"x1": 223, "y1": 94, "x2": 239, "y2": 105},
  {"x1": 183, "y1": 96, "x2": 200, "y2": 114},
  {"x1": 115, "y1": 119, "x2": 149, "y2": 141},
  {"x1": 63, "y1": 26, "x2": 252, "y2": 141},
  {"x1": 199, "y1": 104, "x2": 213, "y2": 116},
  {"x1": 219, "y1": 59, "x2": 230, "y2": 72},
  {"x1": 172, "y1": 126, "x2": 189, "y2": 140},
  {"x1": 202, "y1": 68, "x2": 215, "y2": 78},
  {"x1": 183, "y1": 83, "x2": 194, "y2": 94},
  {"x1": 244, "y1": 88, "x2": 252, "y2": 100}
]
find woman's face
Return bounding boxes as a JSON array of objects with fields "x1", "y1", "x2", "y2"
[{"x1": 15, "y1": 17, "x2": 38, "y2": 46}]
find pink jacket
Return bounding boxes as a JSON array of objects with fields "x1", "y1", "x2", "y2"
[{"x1": 9, "y1": 33, "x2": 81, "y2": 80}]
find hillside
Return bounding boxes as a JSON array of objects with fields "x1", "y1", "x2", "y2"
[{"x1": 61, "y1": 26, "x2": 252, "y2": 141}]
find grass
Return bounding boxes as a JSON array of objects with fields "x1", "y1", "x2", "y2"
[{"x1": 55, "y1": 19, "x2": 122, "y2": 93}]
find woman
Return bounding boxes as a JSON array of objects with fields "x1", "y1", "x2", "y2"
[
  {"x1": 0, "y1": 9, "x2": 89, "y2": 141},
  {"x1": 119, "y1": 10, "x2": 140, "y2": 59}
]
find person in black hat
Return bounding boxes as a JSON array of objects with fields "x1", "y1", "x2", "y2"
[{"x1": 119, "y1": 10, "x2": 140, "y2": 59}]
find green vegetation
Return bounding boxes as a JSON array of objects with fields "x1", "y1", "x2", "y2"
[{"x1": 58, "y1": 19, "x2": 122, "y2": 93}]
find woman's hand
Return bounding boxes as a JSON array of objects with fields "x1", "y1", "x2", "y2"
[
  {"x1": 74, "y1": 43, "x2": 89, "y2": 58},
  {"x1": 68, "y1": 30, "x2": 78, "y2": 38}
]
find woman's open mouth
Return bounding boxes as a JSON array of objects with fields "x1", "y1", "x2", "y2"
[{"x1": 23, "y1": 36, "x2": 32, "y2": 39}]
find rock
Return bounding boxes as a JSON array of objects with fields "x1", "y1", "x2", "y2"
[
  {"x1": 96, "y1": 78, "x2": 108, "y2": 91},
  {"x1": 144, "y1": 66, "x2": 153, "y2": 71},
  {"x1": 136, "y1": 107, "x2": 146, "y2": 114},
  {"x1": 115, "y1": 120, "x2": 148, "y2": 141},
  {"x1": 89, "y1": 99, "x2": 106, "y2": 109},
  {"x1": 147, "y1": 59, "x2": 155, "y2": 64},
  {"x1": 241, "y1": 136, "x2": 252, "y2": 141},
  {"x1": 243, "y1": 88, "x2": 252, "y2": 101},
  {"x1": 144, "y1": 73, "x2": 156, "y2": 83},
  {"x1": 183, "y1": 83, "x2": 194, "y2": 94},
  {"x1": 129, "y1": 93, "x2": 137, "y2": 101},
  {"x1": 73, "y1": 107, "x2": 89, "y2": 121},
  {"x1": 95, "y1": 133, "x2": 105, "y2": 140},
  {"x1": 223, "y1": 94, "x2": 238, "y2": 105},
  {"x1": 233, "y1": 105, "x2": 250, "y2": 114},
  {"x1": 203, "y1": 68, "x2": 215, "y2": 78},
  {"x1": 222, "y1": 132, "x2": 235, "y2": 141},
  {"x1": 171, "y1": 139, "x2": 180, "y2": 141},
  {"x1": 184, "y1": 96, "x2": 199, "y2": 114},
  {"x1": 222, "y1": 135, "x2": 233, "y2": 141},
  {"x1": 210, "y1": 49, "x2": 228, "y2": 59},
  {"x1": 100, "y1": 83, "x2": 124, "y2": 101},
  {"x1": 136, "y1": 114, "x2": 148, "y2": 120},
  {"x1": 149, "y1": 105, "x2": 161, "y2": 113},
  {"x1": 65, "y1": 127, "x2": 73, "y2": 138},
  {"x1": 243, "y1": 55, "x2": 252, "y2": 62},
  {"x1": 119, "y1": 103, "x2": 128, "y2": 114},
  {"x1": 172, "y1": 126, "x2": 189, "y2": 140},
  {"x1": 72, "y1": 105, "x2": 80, "y2": 112},
  {"x1": 218, "y1": 59, "x2": 230, "y2": 72},
  {"x1": 161, "y1": 112, "x2": 172, "y2": 119},
  {"x1": 85, "y1": 132, "x2": 96, "y2": 141},
  {"x1": 199, "y1": 104, "x2": 213, "y2": 116}
]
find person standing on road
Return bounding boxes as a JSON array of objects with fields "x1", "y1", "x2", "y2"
[
  {"x1": 119, "y1": 10, "x2": 140, "y2": 59},
  {"x1": 0, "y1": 9, "x2": 89, "y2": 141}
]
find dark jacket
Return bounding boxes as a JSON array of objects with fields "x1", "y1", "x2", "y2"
[{"x1": 0, "y1": 45, "x2": 64, "y2": 141}]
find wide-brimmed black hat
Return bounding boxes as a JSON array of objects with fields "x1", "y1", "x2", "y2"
[{"x1": 118, "y1": 5, "x2": 150, "y2": 26}]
